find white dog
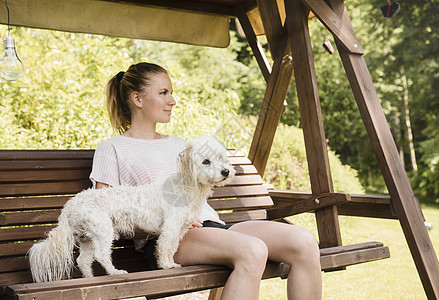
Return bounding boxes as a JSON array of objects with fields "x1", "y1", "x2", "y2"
[{"x1": 28, "y1": 136, "x2": 235, "y2": 283}]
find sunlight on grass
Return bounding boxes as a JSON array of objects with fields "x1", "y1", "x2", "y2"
[{"x1": 261, "y1": 205, "x2": 439, "y2": 299}]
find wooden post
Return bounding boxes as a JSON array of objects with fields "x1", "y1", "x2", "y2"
[
  {"x1": 284, "y1": 0, "x2": 342, "y2": 248},
  {"x1": 311, "y1": 0, "x2": 439, "y2": 297},
  {"x1": 248, "y1": 0, "x2": 294, "y2": 176},
  {"x1": 254, "y1": 0, "x2": 284, "y2": 60}
]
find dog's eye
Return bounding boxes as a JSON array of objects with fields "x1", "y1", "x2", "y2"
[{"x1": 202, "y1": 159, "x2": 211, "y2": 165}]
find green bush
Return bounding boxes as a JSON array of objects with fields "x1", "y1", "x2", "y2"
[
  {"x1": 264, "y1": 123, "x2": 365, "y2": 193},
  {"x1": 0, "y1": 27, "x2": 128, "y2": 149}
]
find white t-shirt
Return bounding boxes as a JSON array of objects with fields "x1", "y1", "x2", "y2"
[{"x1": 89, "y1": 135, "x2": 223, "y2": 224}]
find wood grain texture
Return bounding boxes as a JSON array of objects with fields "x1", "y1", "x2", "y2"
[{"x1": 285, "y1": 0, "x2": 341, "y2": 248}]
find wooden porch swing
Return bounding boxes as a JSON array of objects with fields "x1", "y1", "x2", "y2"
[{"x1": 0, "y1": 0, "x2": 438, "y2": 299}]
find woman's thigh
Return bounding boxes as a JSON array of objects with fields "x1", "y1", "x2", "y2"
[
  {"x1": 173, "y1": 227, "x2": 266, "y2": 268},
  {"x1": 228, "y1": 220, "x2": 318, "y2": 263}
]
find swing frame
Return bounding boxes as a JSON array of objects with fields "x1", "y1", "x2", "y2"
[{"x1": 0, "y1": 0, "x2": 438, "y2": 298}]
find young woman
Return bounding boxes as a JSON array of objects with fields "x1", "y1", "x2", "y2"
[{"x1": 90, "y1": 62, "x2": 322, "y2": 300}]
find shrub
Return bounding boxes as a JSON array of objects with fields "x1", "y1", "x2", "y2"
[{"x1": 264, "y1": 123, "x2": 365, "y2": 193}]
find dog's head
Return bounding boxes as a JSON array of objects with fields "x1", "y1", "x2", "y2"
[{"x1": 178, "y1": 136, "x2": 235, "y2": 187}]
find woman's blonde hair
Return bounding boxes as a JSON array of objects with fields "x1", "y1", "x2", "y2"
[{"x1": 106, "y1": 62, "x2": 168, "y2": 134}]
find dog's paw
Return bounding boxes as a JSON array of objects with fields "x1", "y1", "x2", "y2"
[
  {"x1": 160, "y1": 262, "x2": 182, "y2": 269},
  {"x1": 110, "y1": 269, "x2": 128, "y2": 275}
]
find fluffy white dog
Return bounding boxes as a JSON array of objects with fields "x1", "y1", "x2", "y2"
[{"x1": 28, "y1": 136, "x2": 235, "y2": 283}]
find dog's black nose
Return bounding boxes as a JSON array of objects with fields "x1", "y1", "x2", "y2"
[{"x1": 221, "y1": 169, "x2": 230, "y2": 177}]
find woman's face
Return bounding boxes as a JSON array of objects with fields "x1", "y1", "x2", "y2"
[{"x1": 137, "y1": 72, "x2": 176, "y2": 124}]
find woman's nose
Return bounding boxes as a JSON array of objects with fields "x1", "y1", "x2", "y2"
[{"x1": 169, "y1": 96, "x2": 176, "y2": 106}]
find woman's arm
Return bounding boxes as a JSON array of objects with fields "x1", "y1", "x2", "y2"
[{"x1": 96, "y1": 182, "x2": 110, "y2": 189}]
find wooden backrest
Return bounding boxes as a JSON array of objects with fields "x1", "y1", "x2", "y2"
[{"x1": 0, "y1": 149, "x2": 271, "y2": 286}]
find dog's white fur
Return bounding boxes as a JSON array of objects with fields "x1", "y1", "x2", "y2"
[{"x1": 28, "y1": 136, "x2": 235, "y2": 282}]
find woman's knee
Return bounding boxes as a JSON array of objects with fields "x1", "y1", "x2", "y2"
[
  {"x1": 286, "y1": 227, "x2": 320, "y2": 265},
  {"x1": 233, "y1": 237, "x2": 268, "y2": 275}
]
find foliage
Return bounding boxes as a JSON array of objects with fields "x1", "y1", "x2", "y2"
[
  {"x1": 412, "y1": 135, "x2": 439, "y2": 204},
  {"x1": 0, "y1": 27, "x2": 129, "y2": 149},
  {"x1": 264, "y1": 123, "x2": 365, "y2": 193}
]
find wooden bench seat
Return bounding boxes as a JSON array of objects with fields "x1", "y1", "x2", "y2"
[{"x1": 0, "y1": 149, "x2": 390, "y2": 300}]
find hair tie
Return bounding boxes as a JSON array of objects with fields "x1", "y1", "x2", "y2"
[{"x1": 116, "y1": 71, "x2": 125, "y2": 82}]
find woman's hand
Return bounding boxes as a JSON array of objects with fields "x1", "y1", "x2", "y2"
[{"x1": 189, "y1": 220, "x2": 203, "y2": 229}]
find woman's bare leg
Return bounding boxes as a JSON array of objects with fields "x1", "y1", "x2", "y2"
[
  {"x1": 174, "y1": 227, "x2": 268, "y2": 300},
  {"x1": 229, "y1": 221, "x2": 322, "y2": 300}
]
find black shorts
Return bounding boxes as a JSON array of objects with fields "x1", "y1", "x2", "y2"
[{"x1": 143, "y1": 221, "x2": 232, "y2": 270}]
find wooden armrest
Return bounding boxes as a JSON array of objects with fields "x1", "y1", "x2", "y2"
[{"x1": 267, "y1": 192, "x2": 351, "y2": 220}]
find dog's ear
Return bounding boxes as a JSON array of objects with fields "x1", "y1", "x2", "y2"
[{"x1": 178, "y1": 145, "x2": 196, "y2": 184}]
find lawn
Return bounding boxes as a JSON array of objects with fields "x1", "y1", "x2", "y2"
[
  {"x1": 167, "y1": 204, "x2": 439, "y2": 299},
  {"x1": 259, "y1": 204, "x2": 439, "y2": 299}
]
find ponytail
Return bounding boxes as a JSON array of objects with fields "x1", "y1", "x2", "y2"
[{"x1": 105, "y1": 62, "x2": 168, "y2": 134}]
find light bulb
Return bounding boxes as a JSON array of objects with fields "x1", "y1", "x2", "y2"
[{"x1": 0, "y1": 35, "x2": 24, "y2": 81}]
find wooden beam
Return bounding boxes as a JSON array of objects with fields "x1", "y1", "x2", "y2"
[
  {"x1": 299, "y1": 0, "x2": 363, "y2": 54},
  {"x1": 325, "y1": 0, "x2": 439, "y2": 297},
  {"x1": 236, "y1": 6, "x2": 271, "y2": 82},
  {"x1": 267, "y1": 192, "x2": 350, "y2": 220},
  {"x1": 284, "y1": 0, "x2": 342, "y2": 248},
  {"x1": 255, "y1": 0, "x2": 285, "y2": 60},
  {"x1": 248, "y1": 39, "x2": 294, "y2": 175},
  {"x1": 269, "y1": 190, "x2": 397, "y2": 219}
]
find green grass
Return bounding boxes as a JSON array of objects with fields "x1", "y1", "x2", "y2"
[{"x1": 167, "y1": 205, "x2": 439, "y2": 299}]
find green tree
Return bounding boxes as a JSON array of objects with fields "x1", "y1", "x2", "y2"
[{"x1": 0, "y1": 27, "x2": 132, "y2": 149}]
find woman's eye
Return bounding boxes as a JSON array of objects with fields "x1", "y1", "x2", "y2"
[{"x1": 202, "y1": 159, "x2": 211, "y2": 165}]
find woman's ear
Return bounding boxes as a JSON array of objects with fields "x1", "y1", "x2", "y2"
[{"x1": 130, "y1": 91, "x2": 142, "y2": 108}]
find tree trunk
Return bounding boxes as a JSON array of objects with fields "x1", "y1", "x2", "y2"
[{"x1": 402, "y1": 74, "x2": 418, "y2": 171}]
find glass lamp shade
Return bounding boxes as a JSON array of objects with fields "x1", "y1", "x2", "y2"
[{"x1": 0, "y1": 35, "x2": 24, "y2": 81}]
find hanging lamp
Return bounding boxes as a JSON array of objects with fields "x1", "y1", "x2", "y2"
[{"x1": 0, "y1": 0, "x2": 24, "y2": 81}]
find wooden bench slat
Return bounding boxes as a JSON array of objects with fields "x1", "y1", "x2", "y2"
[
  {"x1": 211, "y1": 185, "x2": 269, "y2": 199},
  {"x1": 0, "y1": 239, "x2": 135, "y2": 259},
  {"x1": 208, "y1": 196, "x2": 274, "y2": 211},
  {"x1": 0, "y1": 225, "x2": 55, "y2": 242},
  {"x1": 0, "y1": 257, "x2": 29, "y2": 273},
  {"x1": 0, "y1": 150, "x2": 245, "y2": 161},
  {"x1": 233, "y1": 164, "x2": 258, "y2": 175},
  {"x1": 0, "y1": 210, "x2": 62, "y2": 226},
  {"x1": 228, "y1": 156, "x2": 252, "y2": 165},
  {"x1": 0, "y1": 181, "x2": 92, "y2": 197},
  {"x1": 0, "y1": 241, "x2": 34, "y2": 257},
  {"x1": 0, "y1": 168, "x2": 257, "y2": 183},
  {"x1": 219, "y1": 210, "x2": 268, "y2": 224},
  {"x1": 0, "y1": 160, "x2": 93, "y2": 171},
  {"x1": 0, "y1": 246, "x2": 142, "y2": 274},
  {"x1": 224, "y1": 150, "x2": 244, "y2": 157},
  {"x1": 0, "y1": 196, "x2": 70, "y2": 211},
  {"x1": 0, "y1": 271, "x2": 32, "y2": 286},
  {"x1": 0, "y1": 150, "x2": 94, "y2": 161},
  {"x1": 319, "y1": 241, "x2": 384, "y2": 255},
  {"x1": 0, "y1": 169, "x2": 92, "y2": 183},
  {"x1": 227, "y1": 175, "x2": 263, "y2": 186},
  {"x1": 320, "y1": 245, "x2": 390, "y2": 271}
]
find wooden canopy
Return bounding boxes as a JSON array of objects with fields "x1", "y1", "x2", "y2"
[{"x1": 0, "y1": 0, "x2": 438, "y2": 298}]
